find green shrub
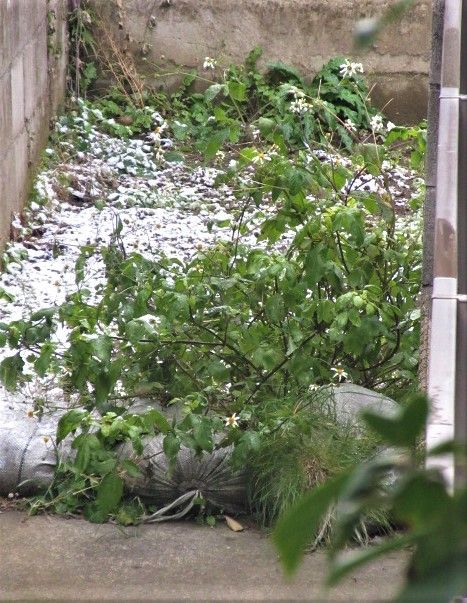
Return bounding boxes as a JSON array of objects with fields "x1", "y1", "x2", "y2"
[{"x1": 0, "y1": 53, "x2": 425, "y2": 524}]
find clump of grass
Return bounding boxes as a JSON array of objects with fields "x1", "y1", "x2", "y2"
[{"x1": 247, "y1": 405, "x2": 392, "y2": 544}]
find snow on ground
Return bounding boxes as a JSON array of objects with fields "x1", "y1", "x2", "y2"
[{"x1": 0, "y1": 102, "x2": 421, "y2": 410}]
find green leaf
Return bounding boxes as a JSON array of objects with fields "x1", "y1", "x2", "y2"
[
  {"x1": 265, "y1": 294, "x2": 285, "y2": 323},
  {"x1": 362, "y1": 393, "x2": 428, "y2": 448},
  {"x1": 92, "y1": 335, "x2": 112, "y2": 362},
  {"x1": 304, "y1": 245, "x2": 326, "y2": 285},
  {"x1": 257, "y1": 117, "x2": 276, "y2": 137},
  {"x1": 125, "y1": 317, "x2": 157, "y2": 343},
  {"x1": 192, "y1": 417, "x2": 213, "y2": 452},
  {"x1": 92, "y1": 457, "x2": 118, "y2": 476},
  {"x1": 96, "y1": 473, "x2": 124, "y2": 515},
  {"x1": 30, "y1": 307, "x2": 57, "y2": 322},
  {"x1": 203, "y1": 129, "x2": 229, "y2": 161},
  {"x1": 331, "y1": 457, "x2": 397, "y2": 551},
  {"x1": 72, "y1": 433, "x2": 101, "y2": 473},
  {"x1": 227, "y1": 81, "x2": 247, "y2": 102},
  {"x1": 244, "y1": 46, "x2": 263, "y2": 71},
  {"x1": 142, "y1": 409, "x2": 171, "y2": 434},
  {"x1": 0, "y1": 287, "x2": 15, "y2": 303},
  {"x1": 164, "y1": 151, "x2": 184, "y2": 163},
  {"x1": 266, "y1": 61, "x2": 303, "y2": 85},
  {"x1": 163, "y1": 432, "x2": 181, "y2": 462},
  {"x1": 171, "y1": 120, "x2": 189, "y2": 140},
  {"x1": 392, "y1": 472, "x2": 452, "y2": 530},
  {"x1": 355, "y1": 143, "x2": 386, "y2": 176},
  {"x1": 231, "y1": 431, "x2": 261, "y2": 468},
  {"x1": 121, "y1": 459, "x2": 144, "y2": 478},
  {"x1": 83, "y1": 62, "x2": 97, "y2": 83},
  {"x1": 83, "y1": 501, "x2": 107, "y2": 523},
  {"x1": 115, "y1": 502, "x2": 142, "y2": 526},
  {"x1": 328, "y1": 533, "x2": 415, "y2": 586},
  {"x1": 0, "y1": 354, "x2": 24, "y2": 391},
  {"x1": 56, "y1": 409, "x2": 87, "y2": 444},
  {"x1": 252, "y1": 344, "x2": 281, "y2": 370},
  {"x1": 397, "y1": 551, "x2": 467, "y2": 603},
  {"x1": 205, "y1": 83, "x2": 227, "y2": 102},
  {"x1": 428, "y1": 440, "x2": 467, "y2": 458},
  {"x1": 94, "y1": 371, "x2": 113, "y2": 406},
  {"x1": 273, "y1": 472, "x2": 349, "y2": 575}
]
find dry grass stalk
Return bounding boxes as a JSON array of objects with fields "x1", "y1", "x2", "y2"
[{"x1": 91, "y1": 7, "x2": 145, "y2": 107}]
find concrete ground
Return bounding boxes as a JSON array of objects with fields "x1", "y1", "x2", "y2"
[{"x1": 0, "y1": 510, "x2": 408, "y2": 601}]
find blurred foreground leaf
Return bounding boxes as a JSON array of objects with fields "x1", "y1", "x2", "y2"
[{"x1": 355, "y1": 0, "x2": 415, "y2": 48}]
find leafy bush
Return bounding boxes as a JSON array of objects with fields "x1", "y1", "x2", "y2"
[
  {"x1": 0, "y1": 53, "x2": 425, "y2": 524},
  {"x1": 158, "y1": 50, "x2": 376, "y2": 156}
]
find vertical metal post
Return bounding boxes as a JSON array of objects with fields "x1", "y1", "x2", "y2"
[
  {"x1": 427, "y1": 0, "x2": 461, "y2": 489},
  {"x1": 455, "y1": 0, "x2": 467, "y2": 486},
  {"x1": 420, "y1": 0, "x2": 445, "y2": 394}
]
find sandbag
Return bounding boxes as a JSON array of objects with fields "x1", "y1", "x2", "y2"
[
  {"x1": 0, "y1": 384, "x2": 398, "y2": 507},
  {"x1": 330, "y1": 383, "x2": 399, "y2": 425},
  {"x1": 118, "y1": 437, "x2": 247, "y2": 514},
  {"x1": 0, "y1": 404, "x2": 58, "y2": 496}
]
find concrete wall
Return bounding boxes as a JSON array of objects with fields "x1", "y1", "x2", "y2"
[
  {"x1": 0, "y1": 0, "x2": 68, "y2": 247},
  {"x1": 91, "y1": 0, "x2": 432, "y2": 124}
]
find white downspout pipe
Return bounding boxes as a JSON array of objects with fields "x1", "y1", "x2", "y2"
[{"x1": 426, "y1": 0, "x2": 462, "y2": 489}]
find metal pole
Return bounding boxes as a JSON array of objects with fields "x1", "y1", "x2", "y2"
[
  {"x1": 427, "y1": 0, "x2": 462, "y2": 489},
  {"x1": 420, "y1": 0, "x2": 444, "y2": 394},
  {"x1": 455, "y1": 0, "x2": 467, "y2": 487}
]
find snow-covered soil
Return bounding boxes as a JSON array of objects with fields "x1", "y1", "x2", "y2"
[{"x1": 0, "y1": 102, "x2": 422, "y2": 410}]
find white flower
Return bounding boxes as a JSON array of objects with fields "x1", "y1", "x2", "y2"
[
  {"x1": 151, "y1": 111, "x2": 165, "y2": 125},
  {"x1": 344, "y1": 119, "x2": 356, "y2": 132},
  {"x1": 386, "y1": 121, "x2": 396, "y2": 132},
  {"x1": 250, "y1": 127, "x2": 261, "y2": 140},
  {"x1": 228, "y1": 159, "x2": 238, "y2": 169},
  {"x1": 369, "y1": 114, "x2": 384, "y2": 133},
  {"x1": 331, "y1": 367, "x2": 349, "y2": 382},
  {"x1": 309, "y1": 384, "x2": 320, "y2": 392},
  {"x1": 288, "y1": 85, "x2": 305, "y2": 99},
  {"x1": 225, "y1": 413, "x2": 239, "y2": 428},
  {"x1": 251, "y1": 151, "x2": 272, "y2": 165},
  {"x1": 353, "y1": 62, "x2": 364, "y2": 74},
  {"x1": 290, "y1": 98, "x2": 313, "y2": 115},
  {"x1": 148, "y1": 122, "x2": 168, "y2": 144},
  {"x1": 203, "y1": 57, "x2": 217, "y2": 70},
  {"x1": 339, "y1": 59, "x2": 364, "y2": 79}
]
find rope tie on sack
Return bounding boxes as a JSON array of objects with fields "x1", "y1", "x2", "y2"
[{"x1": 141, "y1": 489, "x2": 201, "y2": 523}]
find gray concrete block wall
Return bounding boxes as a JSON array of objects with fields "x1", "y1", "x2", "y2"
[
  {"x1": 91, "y1": 0, "x2": 432, "y2": 124},
  {"x1": 0, "y1": 0, "x2": 68, "y2": 248}
]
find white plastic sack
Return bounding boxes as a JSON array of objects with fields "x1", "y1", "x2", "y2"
[
  {"x1": 330, "y1": 383, "x2": 399, "y2": 424},
  {"x1": 0, "y1": 404, "x2": 58, "y2": 496},
  {"x1": 118, "y1": 436, "x2": 247, "y2": 514},
  {"x1": 0, "y1": 384, "x2": 398, "y2": 506}
]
